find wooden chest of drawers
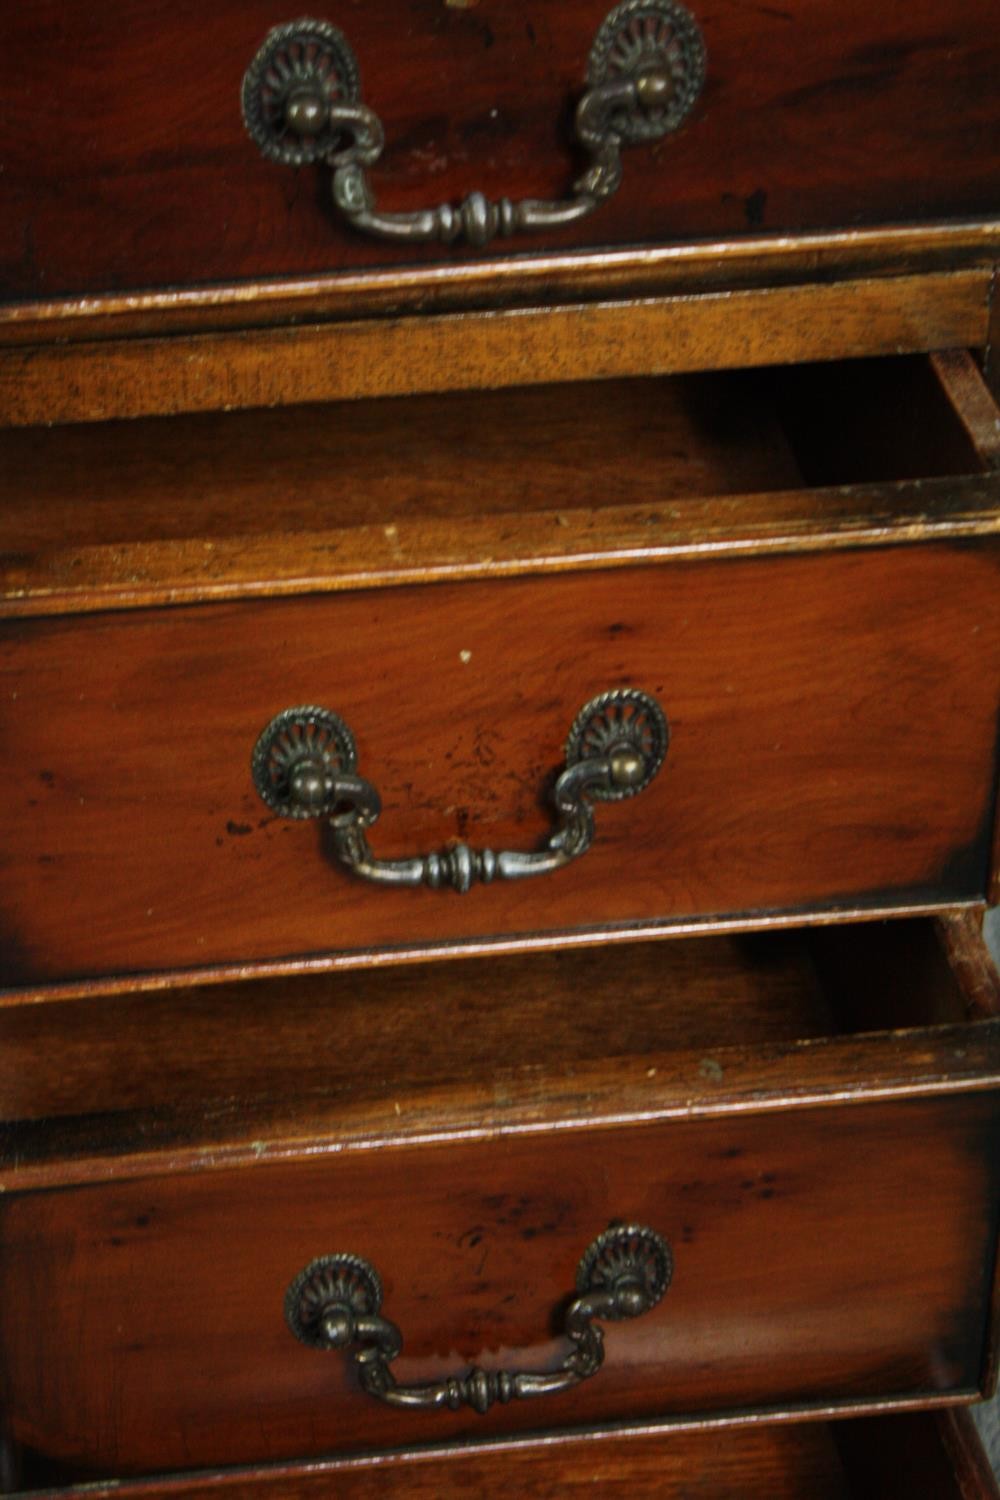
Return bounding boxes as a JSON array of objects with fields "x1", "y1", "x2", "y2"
[
  {"x1": 2, "y1": 361, "x2": 999, "y2": 1493},
  {"x1": 2, "y1": 2, "x2": 1000, "y2": 1495}
]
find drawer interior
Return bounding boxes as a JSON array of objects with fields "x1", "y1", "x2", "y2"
[
  {"x1": 0, "y1": 353, "x2": 995, "y2": 560},
  {"x1": 1, "y1": 918, "x2": 998, "y2": 1485},
  {"x1": 6, "y1": 1411, "x2": 997, "y2": 1498},
  {"x1": 1, "y1": 916, "x2": 994, "y2": 1159}
]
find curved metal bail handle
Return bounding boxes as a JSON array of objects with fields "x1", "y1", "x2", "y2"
[
  {"x1": 329, "y1": 753, "x2": 609, "y2": 891},
  {"x1": 241, "y1": 2, "x2": 707, "y2": 250},
  {"x1": 251, "y1": 690, "x2": 670, "y2": 895},
  {"x1": 326, "y1": 72, "x2": 671, "y2": 247},
  {"x1": 285, "y1": 1226, "x2": 673, "y2": 1416}
]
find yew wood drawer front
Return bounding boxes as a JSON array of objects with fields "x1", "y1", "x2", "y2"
[
  {"x1": 1, "y1": 542, "x2": 999, "y2": 991},
  {"x1": 1, "y1": 921, "x2": 998, "y2": 1484},
  {"x1": 3, "y1": 0, "x2": 1000, "y2": 305}
]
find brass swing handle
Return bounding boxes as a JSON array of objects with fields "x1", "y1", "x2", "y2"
[
  {"x1": 251, "y1": 690, "x2": 668, "y2": 895},
  {"x1": 285, "y1": 1226, "x2": 672, "y2": 1415},
  {"x1": 241, "y1": 2, "x2": 706, "y2": 249}
]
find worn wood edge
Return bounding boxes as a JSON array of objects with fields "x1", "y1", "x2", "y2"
[
  {"x1": 2, "y1": 220, "x2": 998, "y2": 348},
  {"x1": 984, "y1": 262, "x2": 1000, "y2": 402},
  {"x1": 7, "y1": 1393, "x2": 982, "y2": 1499},
  {"x1": 983, "y1": 1067, "x2": 1000, "y2": 1400},
  {"x1": 0, "y1": 898, "x2": 987, "y2": 1010},
  {"x1": 937, "y1": 913, "x2": 1000, "y2": 1021},
  {"x1": 0, "y1": 271, "x2": 989, "y2": 428},
  {"x1": 931, "y1": 351, "x2": 1000, "y2": 470},
  {"x1": 937, "y1": 1408, "x2": 1000, "y2": 1499},
  {"x1": 938, "y1": 914, "x2": 1000, "y2": 1399},
  {"x1": 978, "y1": 1220, "x2": 1000, "y2": 1403},
  {"x1": 3, "y1": 475, "x2": 1000, "y2": 620},
  {"x1": 3, "y1": 1018, "x2": 998, "y2": 1192}
]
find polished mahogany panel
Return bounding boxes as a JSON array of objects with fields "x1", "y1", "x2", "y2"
[
  {"x1": 0, "y1": 544, "x2": 998, "y2": 989},
  {"x1": 1, "y1": 1089, "x2": 997, "y2": 1476},
  {"x1": 2, "y1": 0, "x2": 999, "y2": 302}
]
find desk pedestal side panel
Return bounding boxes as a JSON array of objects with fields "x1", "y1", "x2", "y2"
[{"x1": 0, "y1": 544, "x2": 998, "y2": 988}]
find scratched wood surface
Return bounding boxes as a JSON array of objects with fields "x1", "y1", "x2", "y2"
[
  {"x1": 2, "y1": 1086, "x2": 997, "y2": 1475},
  {"x1": 1, "y1": 270, "x2": 990, "y2": 427},
  {"x1": 2, "y1": 0, "x2": 1000, "y2": 306},
  {"x1": 0, "y1": 373, "x2": 805, "y2": 552},
  {"x1": 0, "y1": 917, "x2": 980, "y2": 1147},
  {"x1": 0, "y1": 540, "x2": 998, "y2": 992}
]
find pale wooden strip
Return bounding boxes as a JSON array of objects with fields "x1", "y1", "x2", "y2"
[
  {"x1": 931, "y1": 351, "x2": 1000, "y2": 468},
  {"x1": 1, "y1": 221, "x2": 997, "y2": 346},
  {"x1": 1, "y1": 476, "x2": 998, "y2": 619},
  {"x1": 0, "y1": 272, "x2": 988, "y2": 427}
]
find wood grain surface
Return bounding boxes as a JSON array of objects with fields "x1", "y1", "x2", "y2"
[
  {"x1": 0, "y1": 271, "x2": 989, "y2": 427},
  {"x1": 1, "y1": 223, "x2": 997, "y2": 349},
  {"x1": 2, "y1": 1087, "x2": 997, "y2": 1475},
  {"x1": 3, "y1": 921, "x2": 998, "y2": 1487},
  {"x1": 2, "y1": 1, "x2": 999, "y2": 304},
  {"x1": 0, "y1": 542, "x2": 997, "y2": 991},
  {"x1": 0, "y1": 1423, "x2": 870, "y2": 1499},
  {"x1": 13, "y1": 1411, "x2": 998, "y2": 1499},
  {"x1": 1, "y1": 357, "x2": 987, "y2": 558},
  {"x1": 0, "y1": 373, "x2": 805, "y2": 553},
  {"x1": 4, "y1": 919, "x2": 990, "y2": 1186},
  {"x1": 5, "y1": 474, "x2": 1000, "y2": 622},
  {"x1": 0, "y1": 931, "x2": 836, "y2": 1123}
]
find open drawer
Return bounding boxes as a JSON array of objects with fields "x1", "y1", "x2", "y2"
[
  {"x1": 0, "y1": 352, "x2": 998, "y2": 994},
  {"x1": 5, "y1": 1411, "x2": 999, "y2": 1498},
  {"x1": 1, "y1": 915, "x2": 998, "y2": 1484}
]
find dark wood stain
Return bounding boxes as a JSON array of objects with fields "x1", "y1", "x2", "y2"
[
  {"x1": 1, "y1": 1085, "x2": 997, "y2": 1477},
  {"x1": 2, "y1": 1, "x2": 999, "y2": 302},
  {"x1": 0, "y1": 540, "x2": 997, "y2": 991}
]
